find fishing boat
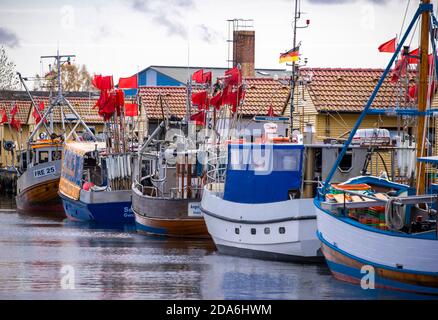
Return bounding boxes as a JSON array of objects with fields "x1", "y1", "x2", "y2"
[
  {"x1": 58, "y1": 142, "x2": 136, "y2": 225},
  {"x1": 314, "y1": 0, "x2": 438, "y2": 295},
  {"x1": 132, "y1": 121, "x2": 209, "y2": 238},
  {"x1": 59, "y1": 74, "x2": 139, "y2": 225},
  {"x1": 15, "y1": 52, "x2": 96, "y2": 216}
]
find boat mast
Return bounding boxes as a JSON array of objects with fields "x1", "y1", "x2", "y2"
[
  {"x1": 416, "y1": 0, "x2": 430, "y2": 195},
  {"x1": 289, "y1": 0, "x2": 299, "y2": 141}
]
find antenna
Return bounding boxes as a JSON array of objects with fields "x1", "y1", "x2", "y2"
[{"x1": 25, "y1": 51, "x2": 97, "y2": 143}]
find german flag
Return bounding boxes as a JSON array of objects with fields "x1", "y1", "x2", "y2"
[{"x1": 279, "y1": 47, "x2": 299, "y2": 63}]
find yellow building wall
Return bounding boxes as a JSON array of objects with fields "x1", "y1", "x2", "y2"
[{"x1": 0, "y1": 125, "x2": 30, "y2": 167}]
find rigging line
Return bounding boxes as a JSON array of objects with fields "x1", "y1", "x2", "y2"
[
  {"x1": 325, "y1": 111, "x2": 351, "y2": 133},
  {"x1": 334, "y1": 109, "x2": 349, "y2": 129},
  {"x1": 399, "y1": 0, "x2": 412, "y2": 42}
]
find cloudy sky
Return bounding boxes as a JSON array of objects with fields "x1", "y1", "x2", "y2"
[{"x1": 0, "y1": 0, "x2": 435, "y2": 83}]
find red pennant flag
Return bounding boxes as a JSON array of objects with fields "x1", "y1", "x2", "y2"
[
  {"x1": 192, "y1": 91, "x2": 208, "y2": 110},
  {"x1": 0, "y1": 108, "x2": 8, "y2": 124},
  {"x1": 224, "y1": 67, "x2": 242, "y2": 86},
  {"x1": 192, "y1": 69, "x2": 204, "y2": 83},
  {"x1": 10, "y1": 116, "x2": 21, "y2": 131},
  {"x1": 118, "y1": 75, "x2": 138, "y2": 89},
  {"x1": 391, "y1": 56, "x2": 408, "y2": 83},
  {"x1": 210, "y1": 92, "x2": 222, "y2": 110},
  {"x1": 92, "y1": 75, "x2": 102, "y2": 89},
  {"x1": 202, "y1": 71, "x2": 212, "y2": 85},
  {"x1": 378, "y1": 37, "x2": 396, "y2": 53},
  {"x1": 408, "y1": 48, "x2": 419, "y2": 64},
  {"x1": 116, "y1": 90, "x2": 125, "y2": 107},
  {"x1": 267, "y1": 105, "x2": 276, "y2": 117},
  {"x1": 408, "y1": 85, "x2": 417, "y2": 100},
  {"x1": 125, "y1": 103, "x2": 138, "y2": 117},
  {"x1": 93, "y1": 75, "x2": 113, "y2": 90},
  {"x1": 10, "y1": 104, "x2": 18, "y2": 116},
  {"x1": 32, "y1": 102, "x2": 46, "y2": 124},
  {"x1": 190, "y1": 110, "x2": 205, "y2": 126}
]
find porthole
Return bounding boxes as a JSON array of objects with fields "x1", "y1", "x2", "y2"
[
  {"x1": 251, "y1": 228, "x2": 256, "y2": 235},
  {"x1": 235, "y1": 228, "x2": 240, "y2": 235},
  {"x1": 279, "y1": 227, "x2": 286, "y2": 234},
  {"x1": 264, "y1": 227, "x2": 270, "y2": 235}
]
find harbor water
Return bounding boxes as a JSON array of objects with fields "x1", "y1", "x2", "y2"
[{"x1": 0, "y1": 194, "x2": 433, "y2": 300}]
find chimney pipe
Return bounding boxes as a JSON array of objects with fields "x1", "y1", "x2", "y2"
[{"x1": 233, "y1": 30, "x2": 255, "y2": 78}]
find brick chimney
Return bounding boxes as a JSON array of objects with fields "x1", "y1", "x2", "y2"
[{"x1": 233, "y1": 30, "x2": 255, "y2": 78}]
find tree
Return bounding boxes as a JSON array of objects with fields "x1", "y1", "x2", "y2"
[
  {"x1": 38, "y1": 63, "x2": 93, "y2": 92},
  {"x1": 0, "y1": 46, "x2": 19, "y2": 90}
]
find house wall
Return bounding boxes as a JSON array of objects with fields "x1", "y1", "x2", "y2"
[{"x1": 0, "y1": 125, "x2": 30, "y2": 167}]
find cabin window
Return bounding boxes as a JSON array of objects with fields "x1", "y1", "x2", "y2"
[
  {"x1": 229, "y1": 147, "x2": 250, "y2": 170},
  {"x1": 264, "y1": 227, "x2": 270, "y2": 235},
  {"x1": 235, "y1": 228, "x2": 240, "y2": 235},
  {"x1": 273, "y1": 149, "x2": 301, "y2": 171},
  {"x1": 249, "y1": 146, "x2": 271, "y2": 172},
  {"x1": 338, "y1": 149, "x2": 353, "y2": 173},
  {"x1": 279, "y1": 227, "x2": 286, "y2": 234},
  {"x1": 251, "y1": 228, "x2": 256, "y2": 235},
  {"x1": 52, "y1": 151, "x2": 62, "y2": 161},
  {"x1": 38, "y1": 151, "x2": 49, "y2": 164}
]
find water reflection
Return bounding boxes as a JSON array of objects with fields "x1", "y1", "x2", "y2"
[{"x1": 0, "y1": 195, "x2": 434, "y2": 300}]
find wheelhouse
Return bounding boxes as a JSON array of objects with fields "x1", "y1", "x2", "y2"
[{"x1": 223, "y1": 143, "x2": 304, "y2": 204}]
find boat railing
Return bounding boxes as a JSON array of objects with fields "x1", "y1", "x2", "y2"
[
  {"x1": 169, "y1": 186, "x2": 203, "y2": 200},
  {"x1": 206, "y1": 147, "x2": 228, "y2": 184}
]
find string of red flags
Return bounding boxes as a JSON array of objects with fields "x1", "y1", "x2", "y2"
[
  {"x1": 118, "y1": 75, "x2": 138, "y2": 89},
  {"x1": 378, "y1": 37, "x2": 397, "y2": 53}
]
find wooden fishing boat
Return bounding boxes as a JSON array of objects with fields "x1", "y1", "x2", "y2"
[
  {"x1": 15, "y1": 52, "x2": 97, "y2": 217},
  {"x1": 132, "y1": 148, "x2": 209, "y2": 238},
  {"x1": 314, "y1": 0, "x2": 438, "y2": 295},
  {"x1": 16, "y1": 139, "x2": 63, "y2": 215}
]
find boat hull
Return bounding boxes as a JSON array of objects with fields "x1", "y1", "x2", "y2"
[
  {"x1": 60, "y1": 190, "x2": 135, "y2": 225},
  {"x1": 315, "y1": 198, "x2": 438, "y2": 295},
  {"x1": 16, "y1": 160, "x2": 64, "y2": 216},
  {"x1": 201, "y1": 185, "x2": 322, "y2": 262},
  {"x1": 16, "y1": 178, "x2": 64, "y2": 216},
  {"x1": 132, "y1": 187, "x2": 209, "y2": 238}
]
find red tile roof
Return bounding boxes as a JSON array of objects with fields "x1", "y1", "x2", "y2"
[
  {"x1": 301, "y1": 68, "x2": 416, "y2": 112},
  {"x1": 138, "y1": 78, "x2": 291, "y2": 119},
  {"x1": 0, "y1": 99, "x2": 32, "y2": 123},
  {"x1": 241, "y1": 78, "x2": 290, "y2": 116},
  {"x1": 0, "y1": 91, "x2": 134, "y2": 124},
  {"x1": 138, "y1": 86, "x2": 188, "y2": 119}
]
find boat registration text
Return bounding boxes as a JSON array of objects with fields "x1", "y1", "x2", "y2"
[{"x1": 34, "y1": 166, "x2": 56, "y2": 178}]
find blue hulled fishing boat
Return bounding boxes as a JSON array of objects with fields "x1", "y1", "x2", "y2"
[
  {"x1": 59, "y1": 141, "x2": 136, "y2": 226},
  {"x1": 314, "y1": 0, "x2": 438, "y2": 295}
]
